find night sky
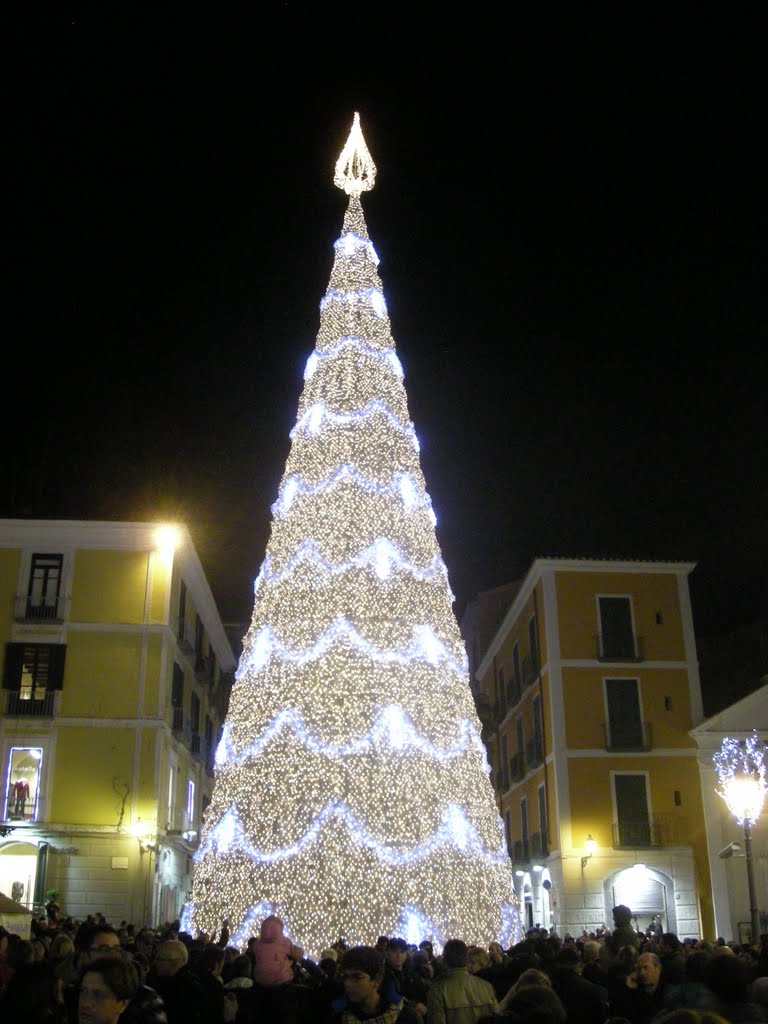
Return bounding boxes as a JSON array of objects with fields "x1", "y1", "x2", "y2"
[{"x1": 6, "y1": 10, "x2": 767, "y2": 697}]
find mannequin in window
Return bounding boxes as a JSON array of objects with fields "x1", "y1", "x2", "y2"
[{"x1": 11, "y1": 778, "x2": 30, "y2": 815}]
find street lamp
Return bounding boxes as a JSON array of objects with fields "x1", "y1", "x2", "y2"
[{"x1": 713, "y1": 733, "x2": 767, "y2": 944}]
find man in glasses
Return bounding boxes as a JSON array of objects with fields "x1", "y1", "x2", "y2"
[{"x1": 332, "y1": 945, "x2": 422, "y2": 1022}]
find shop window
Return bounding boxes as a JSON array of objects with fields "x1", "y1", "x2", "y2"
[{"x1": 5, "y1": 747, "x2": 43, "y2": 821}]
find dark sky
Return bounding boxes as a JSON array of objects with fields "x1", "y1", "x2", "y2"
[{"x1": 6, "y1": 8, "x2": 768, "y2": 659}]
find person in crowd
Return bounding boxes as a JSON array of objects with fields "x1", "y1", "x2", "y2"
[
  {"x1": 611, "y1": 951, "x2": 668, "y2": 1024},
  {"x1": 549, "y1": 945, "x2": 609, "y2": 1024},
  {"x1": 607, "y1": 907, "x2": 642, "y2": 955},
  {"x1": 327, "y1": 945, "x2": 422, "y2": 1022},
  {"x1": 1, "y1": 958, "x2": 67, "y2": 1023},
  {"x1": 427, "y1": 938, "x2": 497, "y2": 1023},
  {"x1": 385, "y1": 936, "x2": 429, "y2": 1017},
  {"x1": 704, "y1": 954, "x2": 766, "y2": 1023},
  {"x1": 79, "y1": 955, "x2": 139, "y2": 1024}
]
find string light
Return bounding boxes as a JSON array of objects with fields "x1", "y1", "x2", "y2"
[{"x1": 185, "y1": 112, "x2": 519, "y2": 958}]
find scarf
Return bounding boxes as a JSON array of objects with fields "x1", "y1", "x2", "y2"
[{"x1": 340, "y1": 996, "x2": 405, "y2": 1024}]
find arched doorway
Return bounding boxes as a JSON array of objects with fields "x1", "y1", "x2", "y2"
[
  {"x1": 604, "y1": 865, "x2": 676, "y2": 935},
  {"x1": 0, "y1": 841, "x2": 38, "y2": 909}
]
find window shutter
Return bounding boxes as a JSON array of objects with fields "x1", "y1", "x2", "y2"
[
  {"x1": 2, "y1": 643, "x2": 24, "y2": 690},
  {"x1": 48, "y1": 645, "x2": 67, "y2": 690}
]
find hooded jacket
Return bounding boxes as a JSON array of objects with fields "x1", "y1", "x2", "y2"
[{"x1": 252, "y1": 915, "x2": 295, "y2": 987}]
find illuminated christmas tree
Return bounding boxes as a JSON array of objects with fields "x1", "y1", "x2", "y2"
[{"x1": 184, "y1": 114, "x2": 518, "y2": 957}]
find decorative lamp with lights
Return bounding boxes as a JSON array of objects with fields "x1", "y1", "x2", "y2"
[
  {"x1": 713, "y1": 733, "x2": 767, "y2": 943},
  {"x1": 581, "y1": 835, "x2": 597, "y2": 870},
  {"x1": 182, "y1": 114, "x2": 519, "y2": 958}
]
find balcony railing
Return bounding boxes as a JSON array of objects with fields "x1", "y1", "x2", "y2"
[
  {"x1": 6, "y1": 691, "x2": 55, "y2": 716},
  {"x1": 612, "y1": 814, "x2": 690, "y2": 849},
  {"x1": 510, "y1": 753, "x2": 525, "y2": 782},
  {"x1": 190, "y1": 733, "x2": 201, "y2": 755},
  {"x1": 512, "y1": 838, "x2": 530, "y2": 862},
  {"x1": 15, "y1": 595, "x2": 62, "y2": 623},
  {"x1": 171, "y1": 707, "x2": 192, "y2": 745},
  {"x1": 602, "y1": 720, "x2": 653, "y2": 752},
  {"x1": 594, "y1": 634, "x2": 645, "y2": 662},
  {"x1": 530, "y1": 829, "x2": 549, "y2": 858},
  {"x1": 525, "y1": 736, "x2": 545, "y2": 769},
  {"x1": 522, "y1": 654, "x2": 540, "y2": 686},
  {"x1": 507, "y1": 679, "x2": 522, "y2": 707}
]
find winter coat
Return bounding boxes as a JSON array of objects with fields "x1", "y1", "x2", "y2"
[
  {"x1": 427, "y1": 966, "x2": 497, "y2": 1024},
  {"x1": 251, "y1": 915, "x2": 295, "y2": 987}
]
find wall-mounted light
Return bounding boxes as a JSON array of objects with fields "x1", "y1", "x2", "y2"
[{"x1": 581, "y1": 834, "x2": 596, "y2": 870}]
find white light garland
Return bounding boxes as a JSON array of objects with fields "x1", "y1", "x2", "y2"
[
  {"x1": 238, "y1": 617, "x2": 467, "y2": 678},
  {"x1": 320, "y1": 286, "x2": 388, "y2": 318},
  {"x1": 304, "y1": 340, "x2": 403, "y2": 381},
  {"x1": 271, "y1": 467, "x2": 436, "y2": 521},
  {"x1": 291, "y1": 399, "x2": 419, "y2": 448},
  {"x1": 714, "y1": 733, "x2": 768, "y2": 827},
  {"x1": 215, "y1": 705, "x2": 487, "y2": 767},
  {"x1": 198, "y1": 801, "x2": 507, "y2": 867}
]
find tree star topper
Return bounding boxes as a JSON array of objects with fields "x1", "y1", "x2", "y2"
[{"x1": 334, "y1": 112, "x2": 377, "y2": 196}]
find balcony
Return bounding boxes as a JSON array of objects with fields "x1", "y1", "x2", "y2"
[
  {"x1": 612, "y1": 814, "x2": 689, "y2": 849},
  {"x1": 525, "y1": 736, "x2": 545, "y2": 769},
  {"x1": 529, "y1": 829, "x2": 549, "y2": 858},
  {"x1": 171, "y1": 707, "x2": 192, "y2": 746},
  {"x1": 512, "y1": 838, "x2": 530, "y2": 862},
  {"x1": 522, "y1": 654, "x2": 539, "y2": 686},
  {"x1": 594, "y1": 634, "x2": 645, "y2": 662},
  {"x1": 602, "y1": 720, "x2": 653, "y2": 752},
  {"x1": 510, "y1": 753, "x2": 525, "y2": 782},
  {"x1": 6, "y1": 690, "x2": 55, "y2": 716},
  {"x1": 190, "y1": 733, "x2": 201, "y2": 755},
  {"x1": 195, "y1": 652, "x2": 216, "y2": 686},
  {"x1": 507, "y1": 678, "x2": 522, "y2": 708},
  {"x1": 15, "y1": 595, "x2": 62, "y2": 623}
]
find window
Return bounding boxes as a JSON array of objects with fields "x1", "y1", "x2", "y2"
[
  {"x1": 512, "y1": 643, "x2": 521, "y2": 691},
  {"x1": 3, "y1": 645, "x2": 65, "y2": 715},
  {"x1": 533, "y1": 694, "x2": 544, "y2": 750},
  {"x1": 537, "y1": 785, "x2": 547, "y2": 841},
  {"x1": 605, "y1": 678, "x2": 645, "y2": 749},
  {"x1": 27, "y1": 554, "x2": 63, "y2": 620},
  {"x1": 195, "y1": 615, "x2": 204, "y2": 655},
  {"x1": 528, "y1": 615, "x2": 539, "y2": 672},
  {"x1": 520, "y1": 797, "x2": 529, "y2": 844},
  {"x1": 500, "y1": 733, "x2": 509, "y2": 790},
  {"x1": 515, "y1": 716, "x2": 524, "y2": 756},
  {"x1": 186, "y1": 779, "x2": 196, "y2": 830},
  {"x1": 4, "y1": 747, "x2": 43, "y2": 821},
  {"x1": 204, "y1": 717, "x2": 214, "y2": 767},
  {"x1": 167, "y1": 760, "x2": 178, "y2": 829},
  {"x1": 171, "y1": 664, "x2": 185, "y2": 732},
  {"x1": 505, "y1": 809, "x2": 512, "y2": 853},
  {"x1": 190, "y1": 692, "x2": 200, "y2": 735},
  {"x1": 613, "y1": 773, "x2": 652, "y2": 847},
  {"x1": 178, "y1": 580, "x2": 187, "y2": 640},
  {"x1": 598, "y1": 596, "x2": 636, "y2": 659}
]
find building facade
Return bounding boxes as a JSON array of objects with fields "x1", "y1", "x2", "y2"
[
  {"x1": 463, "y1": 558, "x2": 713, "y2": 939},
  {"x1": 0, "y1": 520, "x2": 236, "y2": 926}
]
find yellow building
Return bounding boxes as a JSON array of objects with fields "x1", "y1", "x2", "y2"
[
  {"x1": 0, "y1": 520, "x2": 236, "y2": 926},
  {"x1": 463, "y1": 558, "x2": 713, "y2": 939}
]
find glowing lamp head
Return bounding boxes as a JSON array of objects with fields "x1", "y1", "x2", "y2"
[
  {"x1": 154, "y1": 524, "x2": 180, "y2": 556},
  {"x1": 714, "y1": 734, "x2": 767, "y2": 827}
]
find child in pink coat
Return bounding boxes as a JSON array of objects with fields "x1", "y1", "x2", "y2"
[{"x1": 251, "y1": 915, "x2": 303, "y2": 987}]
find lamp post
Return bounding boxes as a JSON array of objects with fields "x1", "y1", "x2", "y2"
[{"x1": 713, "y1": 734, "x2": 767, "y2": 944}]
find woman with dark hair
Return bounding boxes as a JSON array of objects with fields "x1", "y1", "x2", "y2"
[{"x1": 2, "y1": 959, "x2": 67, "y2": 1023}]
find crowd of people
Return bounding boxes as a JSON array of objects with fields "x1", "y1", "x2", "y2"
[{"x1": 0, "y1": 901, "x2": 767, "y2": 1023}]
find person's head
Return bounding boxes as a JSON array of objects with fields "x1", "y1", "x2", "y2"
[
  {"x1": 505, "y1": 985, "x2": 567, "y2": 1024},
  {"x1": 513, "y1": 968, "x2": 553, "y2": 992},
  {"x1": 197, "y1": 945, "x2": 225, "y2": 977},
  {"x1": 443, "y1": 939, "x2": 468, "y2": 968},
  {"x1": 467, "y1": 945, "x2": 491, "y2": 973},
  {"x1": 637, "y1": 952, "x2": 662, "y2": 992},
  {"x1": 489, "y1": 941, "x2": 505, "y2": 963},
  {"x1": 50, "y1": 933, "x2": 75, "y2": 961},
  {"x1": 613, "y1": 905, "x2": 632, "y2": 927},
  {"x1": 582, "y1": 940, "x2": 600, "y2": 964},
  {"x1": 706, "y1": 955, "x2": 752, "y2": 1005},
  {"x1": 375, "y1": 935, "x2": 390, "y2": 953},
  {"x1": 3, "y1": 960, "x2": 63, "y2": 1024},
  {"x1": 153, "y1": 939, "x2": 188, "y2": 977},
  {"x1": 418, "y1": 940, "x2": 434, "y2": 960},
  {"x1": 79, "y1": 957, "x2": 138, "y2": 1024},
  {"x1": 386, "y1": 937, "x2": 408, "y2": 970},
  {"x1": 340, "y1": 946, "x2": 384, "y2": 1012}
]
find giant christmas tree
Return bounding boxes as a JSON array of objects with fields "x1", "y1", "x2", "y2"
[{"x1": 184, "y1": 115, "x2": 518, "y2": 957}]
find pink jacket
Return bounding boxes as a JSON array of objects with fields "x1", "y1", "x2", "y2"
[{"x1": 251, "y1": 915, "x2": 294, "y2": 987}]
